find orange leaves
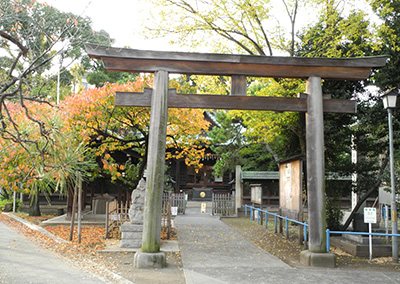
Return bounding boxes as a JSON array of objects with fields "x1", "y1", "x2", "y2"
[
  {"x1": 66, "y1": 18, "x2": 78, "y2": 26},
  {"x1": 61, "y1": 76, "x2": 210, "y2": 175},
  {"x1": 45, "y1": 225, "x2": 106, "y2": 248},
  {"x1": 1, "y1": 214, "x2": 107, "y2": 266}
]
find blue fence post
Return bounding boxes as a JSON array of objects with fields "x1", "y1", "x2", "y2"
[
  {"x1": 304, "y1": 225, "x2": 307, "y2": 243},
  {"x1": 265, "y1": 212, "x2": 268, "y2": 229},
  {"x1": 326, "y1": 229, "x2": 330, "y2": 252},
  {"x1": 285, "y1": 217, "x2": 289, "y2": 239},
  {"x1": 257, "y1": 208, "x2": 260, "y2": 224},
  {"x1": 245, "y1": 205, "x2": 248, "y2": 217},
  {"x1": 250, "y1": 207, "x2": 253, "y2": 221}
]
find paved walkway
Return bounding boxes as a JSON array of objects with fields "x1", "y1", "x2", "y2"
[
  {"x1": 0, "y1": 218, "x2": 111, "y2": 284},
  {"x1": 176, "y1": 202, "x2": 400, "y2": 284}
]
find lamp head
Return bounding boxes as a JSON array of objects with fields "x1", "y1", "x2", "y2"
[{"x1": 382, "y1": 89, "x2": 398, "y2": 109}]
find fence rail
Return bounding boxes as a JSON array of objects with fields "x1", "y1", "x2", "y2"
[
  {"x1": 212, "y1": 192, "x2": 235, "y2": 216},
  {"x1": 245, "y1": 204, "x2": 308, "y2": 244},
  {"x1": 326, "y1": 229, "x2": 400, "y2": 253}
]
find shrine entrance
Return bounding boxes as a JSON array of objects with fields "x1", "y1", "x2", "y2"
[{"x1": 86, "y1": 44, "x2": 387, "y2": 268}]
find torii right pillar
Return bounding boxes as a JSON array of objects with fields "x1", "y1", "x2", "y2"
[{"x1": 300, "y1": 76, "x2": 336, "y2": 267}]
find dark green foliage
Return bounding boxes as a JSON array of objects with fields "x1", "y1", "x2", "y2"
[
  {"x1": 371, "y1": 0, "x2": 400, "y2": 90},
  {"x1": 0, "y1": 197, "x2": 21, "y2": 212},
  {"x1": 326, "y1": 196, "x2": 344, "y2": 230},
  {"x1": 208, "y1": 111, "x2": 279, "y2": 177},
  {"x1": 86, "y1": 65, "x2": 139, "y2": 87}
]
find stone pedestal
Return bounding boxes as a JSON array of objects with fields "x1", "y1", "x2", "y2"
[
  {"x1": 300, "y1": 250, "x2": 336, "y2": 268},
  {"x1": 134, "y1": 250, "x2": 166, "y2": 268},
  {"x1": 120, "y1": 223, "x2": 143, "y2": 248}
]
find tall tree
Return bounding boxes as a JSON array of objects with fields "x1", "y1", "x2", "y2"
[
  {"x1": 0, "y1": 101, "x2": 95, "y2": 215},
  {"x1": 0, "y1": 0, "x2": 112, "y2": 167},
  {"x1": 62, "y1": 77, "x2": 210, "y2": 188},
  {"x1": 147, "y1": 0, "x2": 303, "y2": 55},
  {"x1": 370, "y1": 0, "x2": 400, "y2": 89},
  {"x1": 296, "y1": 0, "x2": 397, "y2": 229}
]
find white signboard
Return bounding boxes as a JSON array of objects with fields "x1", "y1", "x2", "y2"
[
  {"x1": 364, "y1": 207, "x2": 377, "y2": 224},
  {"x1": 201, "y1": 202, "x2": 207, "y2": 213},
  {"x1": 251, "y1": 184, "x2": 262, "y2": 204}
]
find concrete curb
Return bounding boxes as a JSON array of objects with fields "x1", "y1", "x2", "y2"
[
  {"x1": 1, "y1": 212, "x2": 136, "y2": 284},
  {"x1": 3, "y1": 212, "x2": 69, "y2": 244},
  {"x1": 99, "y1": 239, "x2": 180, "y2": 254}
]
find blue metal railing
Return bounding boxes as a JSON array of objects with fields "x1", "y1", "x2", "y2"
[
  {"x1": 245, "y1": 204, "x2": 308, "y2": 242},
  {"x1": 326, "y1": 229, "x2": 400, "y2": 252}
]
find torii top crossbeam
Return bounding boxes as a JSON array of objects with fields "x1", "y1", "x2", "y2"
[{"x1": 86, "y1": 44, "x2": 387, "y2": 80}]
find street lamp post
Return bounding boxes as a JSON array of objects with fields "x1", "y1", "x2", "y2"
[{"x1": 382, "y1": 89, "x2": 399, "y2": 263}]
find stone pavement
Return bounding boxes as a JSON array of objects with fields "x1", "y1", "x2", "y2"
[
  {"x1": 175, "y1": 202, "x2": 400, "y2": 284},
  {"x1": 2, "y1": 204, "x2": 400, "y2": 284},
  {"x1": 0, "y1": 218, "x2": 111, "y2": 284}
]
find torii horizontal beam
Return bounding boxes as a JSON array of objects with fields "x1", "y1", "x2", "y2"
[
  {"x1": 86, "y1": 44, "x2": 387, "y2": 80},
  {"x1": 115, "y1": 89, "x2": 356, "y2": 113}
]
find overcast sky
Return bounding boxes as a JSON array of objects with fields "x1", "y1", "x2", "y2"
[
  {"x1": 42, "y1": 0, "x2": 378, "y2": 54},
  {"x1": 43, "y1": 0, "x2": 170, "y2": 50}
]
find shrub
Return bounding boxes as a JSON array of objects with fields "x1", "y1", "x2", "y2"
[
  {"x1": 0, "y1": 198, "x2": 22, "y2": 212},
  {"x1": 326, "y1": 197, "x2": 343, "y2": 230}
]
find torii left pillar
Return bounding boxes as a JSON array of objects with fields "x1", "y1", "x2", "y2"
[{"x1": 134, "y1": 70, "x2": 168, "y2": 268}]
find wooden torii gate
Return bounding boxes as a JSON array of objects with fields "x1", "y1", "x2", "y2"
[{"x1": 86, "y1": 44, "x2": 387, "y2": 268}]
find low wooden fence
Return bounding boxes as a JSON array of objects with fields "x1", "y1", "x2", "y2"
[
  {"x1": 212, "y1": 192, "x2": 235, "y2": 216},
  {"x1": 162, "y1": 192, "x2": 186, "y2": 214},
  {"x1": 161, "y1": 199, "x2": 173, "y2": 239},
  {"x1": 105, "y1": 192, "x2": 185, "y2": 239},
  {"x1": 105, "y1": 200, "x2": 130, "y2": 239}
]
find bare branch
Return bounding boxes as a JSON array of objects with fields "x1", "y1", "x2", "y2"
[{"x1": 0, "y1": 30, "x2": 28, "y2": 56}]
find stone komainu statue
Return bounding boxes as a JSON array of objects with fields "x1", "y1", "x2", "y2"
[{"x1": 129, "y1": 178, "x2": 146, "y2": 224}]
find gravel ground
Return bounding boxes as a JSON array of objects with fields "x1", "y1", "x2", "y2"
[
  {"x1": 2, "y1": 212, "x2": 399, "y2": 284},
  {"x1": 101, "y1": 251, "x2": 185, "y2": 284},
  {"x1": 222, "y1": 217, "x2": 400, "y2": 271},
  {"x1": 0, "y1": 213, "x2": 185, "y2": 284}
]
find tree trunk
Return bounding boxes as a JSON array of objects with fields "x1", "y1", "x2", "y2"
[
  {"x1": 341, "y1": 156, "x2": 389, "y2": 231},
  {"x1": 29, "y1": 186, "x2": 41, "y2": 217},
  {"x1": 77, "y1": 173, "x2": 82, "y2": 244},
  {"x1": 69, "y1": 181, "x2": 78, "y2": 241}
]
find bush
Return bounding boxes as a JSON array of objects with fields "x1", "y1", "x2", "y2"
[
  {"x1": 0, "y1": 198, "x2": 22, "y2": 212},
  {"x1": 326, "y1": 197, "x2": 343, "y2": 230}
]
